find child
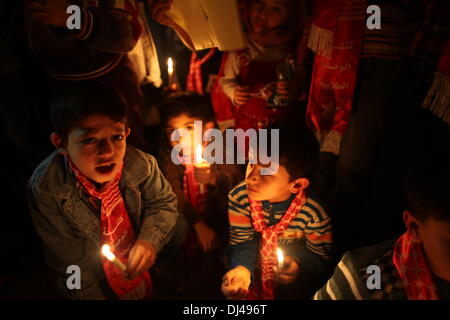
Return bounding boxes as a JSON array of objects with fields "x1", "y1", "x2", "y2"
[
  {"x1": 214, "y1": 0, "x2": 306, "y2": 131},
  {"x1": 158, "y1": 92, "x2": 245, "y2": 255},
  {"x1": 222, "y1": 124, "x2": 332, "y2": 300},
  {"x1": 27, "y1": 81, "x2": 182, "y2": 300},
  {"x1": 315, "y1": 151, "x2": 450, "y2": 300}
]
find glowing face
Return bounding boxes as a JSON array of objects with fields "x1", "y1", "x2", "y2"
[
  {"x1": 246, "y1": 162, "x2": 293, "y2": 202},
  {"x1": 65, "y1": 114, "x2": 129, "y2": 184},
  {"x1": 249, "y1": 0, "x2": 292, "y2": 33},
  {"x1": 166, "y1": 113, "x2": 213, "y2": 163}
]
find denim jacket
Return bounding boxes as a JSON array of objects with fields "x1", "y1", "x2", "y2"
[{"x1": 27, "y1": 146, "x2": 178, "y2": 299}]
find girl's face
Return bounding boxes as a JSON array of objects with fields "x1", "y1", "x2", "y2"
[
  {"x1": 166, "y1": 113, "x2": 214, "y2": 163},
  {"x1": 249, "y1": 0, "x2": 293, "y2": 33}
]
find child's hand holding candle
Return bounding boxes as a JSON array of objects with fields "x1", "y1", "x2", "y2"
[
  {"x1": 126, "y1": 240, "x2": 156, "y2": 279},
  {"x1": 194, "y1": 144, "x2": 212, "y2": 193},
  {"x1": 276, "y1": 255, "x2": 300, "y2": 285},
  {"x1": 102, "y1": 244, "x2": 127, "y2": 272},
  {"x1": 167, "y1": 57, "x2": 174, "y2": 77},
  {"x1": 194, "y1": 164, "x2": 217, "y2": 186},
  {"x1": 167, "y1": 57, "x2": 179, "y2": 91},
  {"x1": 277, "y1": 248, "x2": 285, "y2": 269}
]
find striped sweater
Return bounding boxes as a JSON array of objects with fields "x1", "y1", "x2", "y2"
[
  {"x1": 227, "y1": 181, "x2": 332, "y2": 276},
  {"x1": 314, "y1": 240, "x2": 405, "y2": 300},
  {"x1": 314, "y1": 239, "x2": 450, "y2": 300},
  {"x1": 360, "y1": 0, "x2": 424, "y2": 60},
  {"x1": 28, "y1": 0, "x2": 142, "y2": 81}
]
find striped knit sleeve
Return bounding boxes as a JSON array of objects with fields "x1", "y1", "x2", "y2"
[
  {"x1": 73, "y1": 8, "x2": 95, "y2": 41},
  {"x1": 313, "y1": 253, "x2": 367, "y2": 300},
  {"x1": 302, "y1": 197, "x2": 332, "y2": 259},
  {"x1": 74, "y1": 0, "x2": 142, "y2": 53},
  {"x1": 228, "y1": 182, "x2": 255, "y2": 246}
]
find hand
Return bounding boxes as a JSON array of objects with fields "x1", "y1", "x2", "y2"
[
  {"x1": 276, "y1": 80, "x2": 295, "y2": 100},
  {"x1": 126, "y1": 240, "x2": 156, "y2": 279},
  {"x1": 277, "y1": 256, "x2": 300, "y2": 284},
  {"x1": 260, "y1": 82, "x2": 276, "y2": 100},
  {"x1": 233, "y1": 86, "x2": 251, "y2": 106},
  {"x1": 26, "y1": 0, "x2": 72, "y2": 27},
  {"x1": 194, "y1": 221, "x2": 219, "y2": 253},
  {"x1": 194, "y1": 165, "x2": 217, "y2": 186},
  {"x1": 222, "y1": 266, "x2": 251, "y2": 300}
]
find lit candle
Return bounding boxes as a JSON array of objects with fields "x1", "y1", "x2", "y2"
[
  {"x1": 277, "y1": 248, "x2": 284, "y2": 270},
  {"x1": 195, "y1": 143, "x2": 210, "y2": 194},
  {"x1": 101, "y1": 244, "x2": 127, "y2": 272},
  {"x1": 167, "y1": 57, "x2": 179, "y2": 90},
  {"x1": 167, "y1": 57, "x2": 174, "y2": 77}
]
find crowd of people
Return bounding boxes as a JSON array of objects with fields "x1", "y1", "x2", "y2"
[{"x1": 0, "y1": 0, "x2": 448, "y2": 300}]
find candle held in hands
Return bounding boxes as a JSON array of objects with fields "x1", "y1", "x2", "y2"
[
  {"x1": 167, "y1": 57, "x2": 174, "y2": 77},
  {"x1": 167, "y1": 57, "x2": 179, "y2": 90},
  {"x1": 277, "y1": 248, "x2": 284, "y2": 270},
  {"x1": 194, "y1": 143, "x2": 210, "y2": 194},
  {"x1": 101, "y1": 244, "x2": 127, "y2": 272}
]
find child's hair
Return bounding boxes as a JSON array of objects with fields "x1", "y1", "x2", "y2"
[
  {"x1": 268, "y1": 123, "x2": 319, "y2": 181},
  {"x1": 50, "y1": 81, "x2": 129, "y2": 141},
  {"x1": 404, "y1": 150, "x2": 450, "y2": 222},
  {"x1": 158, "y1": 91, "x2": 215, "y2": 126}
]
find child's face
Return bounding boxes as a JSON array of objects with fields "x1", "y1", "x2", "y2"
[
  {"x1": 249, "y1": 0, "x2": 293, "y2": 33},
  {"x1": 62, "y1": 114, "x2": 130, "y2": 184},
  {"x1": 246, "y1": 162, "x2": 298, "y2": 202},
  {"x1": 414, "y1": 216, "x2": 450, "y2": 282},
  {"x1": 166, "y1": 113, "x2": 214, "y2": 162}
]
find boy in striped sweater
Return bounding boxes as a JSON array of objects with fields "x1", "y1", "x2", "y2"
[
  {"x1": 315, "y1": 151, "x2": 450, "y2": 300},
  {"x1": 221, "y1": 125, "x2": 332, "y2": 300}
]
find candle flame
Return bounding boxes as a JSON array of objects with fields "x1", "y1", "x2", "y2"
[
  {"x1": 277, "y1": 248, "x2": 284, "y2": 266},
  {"x1": 167, "y1": 57, "x2": 174, "y2": 74},
  {"x1": 196, "y1": 143, "x2": 204, "y2": 164},
  {"x1": 101, "y1": 244, "x2": 115, "y2": 261}
]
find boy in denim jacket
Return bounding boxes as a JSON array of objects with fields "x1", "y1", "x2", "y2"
[{"x1": 27, "y1": 81, "x2": 184, "y2": 299}]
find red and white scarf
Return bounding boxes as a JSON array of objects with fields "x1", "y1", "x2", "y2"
[
  {"x1": 187, "y1": 48, "x2": 217, "y2": 95},
  {"x1": 422, "y1": 38, "x2": 450, "y2": 126},
  {"x1": 67, "y1": 157, "x2": 152, "y2": 300},
  {"x1": 306, "y1": 0, "x2": 366, "y2": 155},
  {"x1": 182, "y1": 164, "x2": 209, "y2": 256},
  {"x1": 183, "y1": 164, "x2": 209, "y2": 212},
  {"x1": 393, "y1": 232, "x2": 439, "y2": 300},
  {"x1": 247, "y1": 190, "x2": 307, "y2": 300}
]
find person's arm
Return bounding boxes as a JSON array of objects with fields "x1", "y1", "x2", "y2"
[
  {"x1": 219, "y1": 52, "x2": 241, "y2": 103},
  {"x1": 137, "y1": 154, "x2": 179, "y2": 254},
  {"x1": 77, "y1": 1, "x2": 142, "y2": 53},
  {"x1": 313, "y1": 251, "x2": 367, "y2": 300},
  {"x1": 27, "y1": 0, "x2": 142, "y2": 53},
  {"x1": 279, "y1": 199, "x2": 332, "y2": 281},
  {"x1": 161, "y1": 155, "x2": 201, "y2": 226},
  {"x1": 222, "y1": 188, "x2": 258, "y2": 299},
  {"x1": 282, "y1": 240, "x2": 329, "y2": 277},
  {"x1": 227, "y1": 239, "x2": 258, "y2": 278},
  {"x1": 160, "y1": 152, "x2": 220, "y2": 253},
  {"x1": 303, "y1": 200, "x2": 333, "y2": 262},
  {"x1": 227, "y1": 189, "x2": 258, "y2": 276},
  {"x1": 27, "y1": 183, "x2": 107, "y2": 300}
]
